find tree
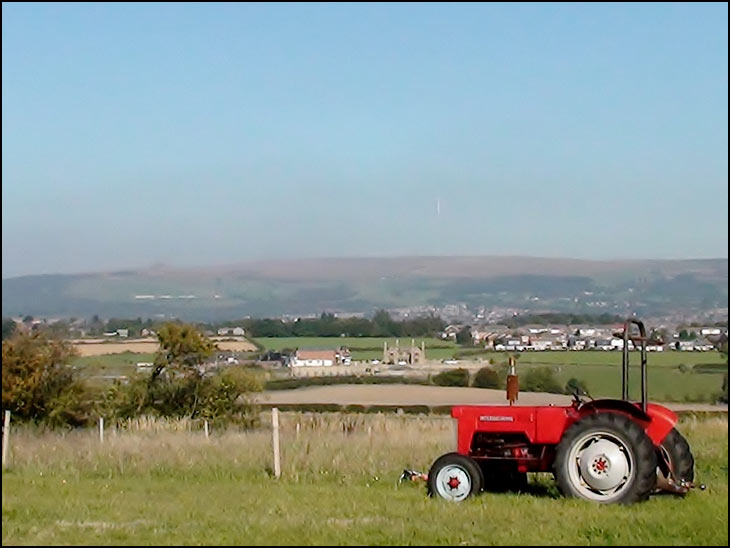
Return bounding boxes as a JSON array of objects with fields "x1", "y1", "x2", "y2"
[
  {"x1": 565, "y1": 377, "x2": 590, "y2": 396},
  {"x1": 126, "y1": 322, "x2": 264, "y2": 421},
  {"x1": 523, "y1": 367, "x2": 563, "y2": 394},
  {"x1": 678, "y1": 329, "x2": 693, "y2": 341},
  {"x1": 473, "y1": 367, "x2": 501, "y2": 389},
  {"x1": 1, "y1": 331, "x2": 85, "y2": 424},
  {"x1": 372, "y1": 310, "x2": 401, "y2": 337},
  {"x1": 2, "y1": 318, "x2": 17, "y2": 341},
  {"x1": 151, "y1": 322, "x2": 216, "y2": 381},
  {"x1": 433, "y1": 368, "x2": 470, "y2": 387},
  {"x1": 124, "y1": 322, "x2": 217, "y2": 417},
  {"x1": 456, "y1": 326, "x2": 473, "y2": 346},
  {"x1": 720, "y1": 348, "x2": 728, "y2": 404}
]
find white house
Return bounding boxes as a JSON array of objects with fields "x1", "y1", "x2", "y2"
[
  {"x1": 289, "y1": 349, "x2": 337, "y2": 367},
  {"x1": 217, "y1": 326, "x2": 245, "y2": 336},
  {"x1": 531, "y1": 338, "x2": 553, "y2": 351}
]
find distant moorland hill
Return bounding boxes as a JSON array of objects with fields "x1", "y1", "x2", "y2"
[{"x1": 2, "y1": 256, "x2": 727, "y2": 320}]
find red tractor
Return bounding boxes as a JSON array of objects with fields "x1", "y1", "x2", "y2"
[{"x1": 427, "y1": 319, "x2": 701, "y2": 504}]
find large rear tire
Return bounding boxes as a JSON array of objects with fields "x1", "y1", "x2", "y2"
[
  {"x1": 427, "y1": 452, "x2": 483, "y2": 502},
  {"x1": 554, "y1": 413, "x2": 657, "y2": 504},
  {"x1": 657, "y1": 427, "x2": 694, "y2": 491}
]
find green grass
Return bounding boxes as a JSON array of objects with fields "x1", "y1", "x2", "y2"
[
  {"x1": 467, "y1": 351, "x2": 727, "y2": 402},
  {"x1": 507, "y1": 350, "x2": 726, "y2": 368},
  {"x1": 502, "y1": 363, "x2": 725, "y2": 402},
  {"x1": 1, "y1": 415, "x2": 727, "y2": 546},
  {"x1": 70, "y1": 353, "x2": 156, "y2": 379},
  {"x1": 254, "y1": 337, "x2": 458, "y2": 351}
]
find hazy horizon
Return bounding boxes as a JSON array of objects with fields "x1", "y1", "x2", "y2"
[
  {"x1": 3, "y1": 253, "x2": 728, "y2": 280},
  {"x1": 3, "y1": 3, "x2": 728, "y2": 279}
]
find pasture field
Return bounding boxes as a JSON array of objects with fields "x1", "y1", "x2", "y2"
[
  {"x1": 68, "y1": 347, "x2": 726, "y2": 401},
  {"x1": 254, "y1": 337, "x2": 458, "y2": 351},
  {"x1": 2, "y1": 414, "x2": 727, "y2": 546},
  {"x1": 70, "y1": 353, "x2": 156, "y2": 379},
  {"x1": 489, "y1": 350, "x2": 726, "y2": 368}
]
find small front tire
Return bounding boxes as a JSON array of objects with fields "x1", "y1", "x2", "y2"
[{"x1": 427, "y1": 452, "x2": 483, "y2": 502}]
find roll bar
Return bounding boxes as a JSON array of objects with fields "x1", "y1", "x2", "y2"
[{"x1": 621, "y1": 318, "x2": 648, "y2": 412}]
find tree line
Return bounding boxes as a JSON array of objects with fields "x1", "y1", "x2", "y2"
[
  {"x1": 2, "y1": 311, "x2": 447, "y2": 340},
  {"x1": 212, "y1": 310, "x2": 446, "y2": 338},
  {"x1": 2, "y1": 323, "x2": 262, "y2": 428}
]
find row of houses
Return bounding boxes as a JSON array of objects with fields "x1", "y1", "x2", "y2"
[
  {"x1": 489, "y1": 335, "x2": 717, "y2": 352},
  {"x1": 446, "y1": 323, "x2": 726, "y2": 352}
]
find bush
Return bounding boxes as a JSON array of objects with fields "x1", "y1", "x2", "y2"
[
  {"x1": 196, "y1": 366, "x2": 263, "y2": 427},
  {"x1": 400, "y1": 405, "x2": 431, "y2": 415},
  {"x1": 430, "y1": 405, "x2": 453, "y2": 415},
  {"x1": 344, "y1": 404, "x2": 366, "y2": 414},
  {"x1": 100, "y1": 365, "x2": 263, "y2": 426},
  {"x1": 260, "y1": 403, "x2": 343, "y2": 413},
  {"x1": 523, "y1": 367, "x2": 563, "y2": 394},
  {"x1": 564, "y1": 377, "x2": 589, "y2": 396},
  {"x1": 693, "y1": 363, "x2": 728, "y2": 374},
  {"x1": 720, "y1": 374, "x2": 728, "y2": 404},
  {"x1": 264, "y1": 375, "x2": 427, "y2": 391},
  {"x1": 473, "y1": 367, "x2": 501, "y2": 389},
  {"x1": 1, "y1": 331, "x2": 91, "y2": 425},
  {"x1": 432, "y1": 368, "x2": 470, "y2": 387}
]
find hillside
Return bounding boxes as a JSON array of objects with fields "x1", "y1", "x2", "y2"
[{"x1": 2, "y1": 256, "x2": 727, "y2": 320}]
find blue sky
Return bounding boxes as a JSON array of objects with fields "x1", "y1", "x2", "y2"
[{"x1": 2, "y1": 2, "x2": 727, "y2": 277}]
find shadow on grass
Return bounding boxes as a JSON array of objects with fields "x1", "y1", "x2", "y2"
[{"x1": 483, "y1": 479, "x2": 561, "y2": 499}]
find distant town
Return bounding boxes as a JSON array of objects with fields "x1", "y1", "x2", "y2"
[{"x1": 4, "y1": 307, "x2": 727, "y2": 371}]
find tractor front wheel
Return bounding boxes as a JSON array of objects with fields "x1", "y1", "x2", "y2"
[
  {"x1": 427, "y1": 453, "x2": 483, "y2": 502},
  {"x1": 554, "y1": 413, "x2": 657, "y2": 504}
]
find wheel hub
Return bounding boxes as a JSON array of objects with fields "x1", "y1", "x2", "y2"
[
  {"x1": 579, "y1": 439, "x2": 629, "y2": 491},
  {"x1": 435, "y1": 465, "x2": 471, "y2": 502}
]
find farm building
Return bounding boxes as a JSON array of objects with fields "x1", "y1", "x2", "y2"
[{"x1": 289, "y1": 347, "x2": 351, "y2": 367}]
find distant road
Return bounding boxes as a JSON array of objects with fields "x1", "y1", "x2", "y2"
[{"x1": 260, "y1": 384, "x2": 728, "y2": 413}]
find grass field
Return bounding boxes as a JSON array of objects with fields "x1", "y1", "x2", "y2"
[
  {"x1": 68, "y1": 348, "x2": 727, "y2": 401},
  {"x1": 254, "y1": 337, "x2": 458, "y2": 351},
  {"x1": 70, "y1": 353, "x2": 156, "y2": 379},
  {"x1": 490, "y1": 350, "x2": 727, "y2": 368},
  {"x1": 2, "y1": 414, "x2": 726, "y2": 545}
]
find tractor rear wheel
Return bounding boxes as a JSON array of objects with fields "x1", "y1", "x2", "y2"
[
  {"x1": 657, "y1": 428, "x2": 695, "y2": 490},
  {"x1": 427, "y1": 452, "x2": 483, "y2": 502},
  {"x1": 554, "y1": 413, "x2": 657, "y2": 504}
]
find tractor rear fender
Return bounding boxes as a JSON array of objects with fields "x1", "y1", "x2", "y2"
[{"x1": 578, "y1": 400, "x2": 677, "y2": 446}]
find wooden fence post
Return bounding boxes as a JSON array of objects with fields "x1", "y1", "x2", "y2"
[
  {"x1": 99, "y1": 417, "x2": 104, "y2": 444},
  {"x1": 204, "y1": 420, "x2": 209, "y2": 439},
  {"x1": 2, "y1": 411, "x2": 10, "y2": 468},
  {"x1": 272, "y1": 408, "x2": 281, "y2": 479}
]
